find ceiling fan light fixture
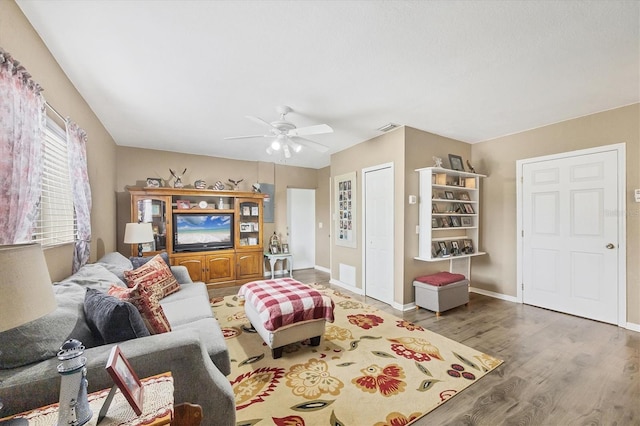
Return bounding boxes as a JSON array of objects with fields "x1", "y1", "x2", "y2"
[
  {"x1": 290, "y1": 141, "x2": 302, "y2": 152},
  {"x1": 270, "y1": 140, "x2": 281, "y2": 150},
  {"x1": 266, "y1": 146, "x2": 274, "y2": 155},
  {"x1": 283, "y1": 144, "x2": 291, "y2": 158}
]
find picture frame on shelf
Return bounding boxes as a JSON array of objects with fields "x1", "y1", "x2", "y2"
[
  {"x1": 438, "y1": 241, "x2": 449, "y2": 256},
  {"x1": 451, "y1": 240, "x2": 460, "y2": 255},
  {"x1": 151, "y1": 203, "x2": 161, "y2": 217},
  {"x1": 282, "y1": 244, "x2": 289, "y2": 254},
  {"x1": 242, "y1": 206, "x2": 251, "y2": 216},
  {"x1": 463, "y1": 239, "x2": 474, "y2": 254},
  {"x1": 448, "y1": 154, "x2": 465, "y2": 171},
  {"x1": 270, "y1": 244, "x2": 279, "y2": 254},
  {"x1": 176, "y1": 200, "x2": 191, "y2": 210},
  {"x1": 461, "y1": 217, "x2": 473, "y2": 227},
  {"x1": 431, "y1": 217, "x2": 440, "y2": 228},
  {"x1": 240, "y1": 223, "x2": 251, "y2": 232},
  {"x1": 464, "y1": 204, "x2": 475, "y2": 214},
  {"x1": 444, "y1": 191, "x2": 455, "y2": 199},
  {"x1": 146, "y1": 177, "x2": 162, "y2": 188},
  {"x1": 251, "y1": 206, "x2": 259, "y2": 216},
  {"x1": 451, "y1": 216, "x2": 461, "y2": 227},
  {"x1": 431, "y1": 242, "x2": 439, "y2": 258},
  {"x1": 457, "y1": 192, "x2": 471, "y2": 201},
  {"x1": 432, "y1": 203, "x2": 439, "y2": 213},
  {"x1": 441, "y1": 216, "x2": 451, "y2": 227},
  {"x1": 106, "y1": 345, "x2": 144, "y2": 416}
]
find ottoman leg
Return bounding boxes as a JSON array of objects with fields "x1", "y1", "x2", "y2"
[
  {"x1": 310, "y1": 336, "x2": 321, "y2": 346},
  {"x1": 272, "y1": 347, "x2": 283, "y2": 359}
]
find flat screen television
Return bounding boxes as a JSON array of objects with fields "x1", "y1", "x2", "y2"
[{"x1": 173, "y1": 212, "x2": 233, "y2": 252}]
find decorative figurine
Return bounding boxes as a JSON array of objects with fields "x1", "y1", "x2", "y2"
[
  {"x1": 194, "y1": 179, "x2": 206, "y2": 189},
  {"x1": 466, "y1": 160, "x2": 476, "y2": 174},
  {"x1": 169, "y1": 168, "x2": 187, "y2": 188},
  {"x1": 57, "y1": 339, "x2": 92, "y2": 426},
  {"x1": 212, "y1": 181, "x2": 225, "y2": 191},
  {"x1": 228, "y1": 178, "x2": 243, "y2": 191},
  {"x1": 432, "y1": 156, "x2": 443, "y2": 168},
  {"x1": 252, "y1": 182, "x2": 261, "y2": 193}
]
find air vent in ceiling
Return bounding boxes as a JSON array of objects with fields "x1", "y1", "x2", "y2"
[{"x1": 377, "y1": 123, "x2": 400, "y2": 132}]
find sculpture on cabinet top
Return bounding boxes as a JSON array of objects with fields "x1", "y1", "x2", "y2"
[
  {"x1": 228, "y1": 178, "x2": 243, "y2": 190},
  {"x1": 432, "y1": 156, "x2": 443, "y2": 168},
  {"x1": 169, "y1": 168, "x2": 187, "y2": 188}
]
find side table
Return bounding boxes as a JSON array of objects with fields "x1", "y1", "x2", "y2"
[
  {"x1": 264, "y1": 252, "x2": 293, "y2": 279},
  {"x1": 0, "y1": 372, "x2": 174, "y2": 425}
]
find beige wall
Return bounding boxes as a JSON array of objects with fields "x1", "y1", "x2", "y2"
[
  {"x1": 115, "y1": 147, "x2": 321, "y2": 273},
  {"x1": 472, "y1": 104, "x2": 640, "y2": 324},
  {"x1": 315, "y1": 167, "x2": 331, "y2": 269},
  {"x1": 404, "y1": 127, "x2": 472, "y2": 304},
  {"x1": 330, "y1": 128, "x2": 407, "y2": 303},
  {"x1": 0, "y1": 0, "x2": 118, "y2": 281}
]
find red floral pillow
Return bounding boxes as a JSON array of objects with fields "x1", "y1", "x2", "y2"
[
  {"x1": 124, "y1": 254, "x2": 180, "y2": 300},
  {"x1": 108, "y1": 284, "x2": 171, "y2": 335}
]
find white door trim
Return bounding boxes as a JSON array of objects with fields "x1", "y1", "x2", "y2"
[
  {"x1": 516, "y1": 143, "x2": 626, "y2": 327},
  {"x1": 362, "y1": 162, "x2": 395, "y2": 305}
]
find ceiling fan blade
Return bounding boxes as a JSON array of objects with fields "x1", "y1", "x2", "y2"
[
  {"x1": 223, "y1": 134, "x2": 269, "y2": 140},
  {"x1": 291, "y1": 136, "x2": 329, "y2": 153},
  {"x1": 287, "y1": 124, "x2": 333, "y2": 137},
  {"x1": 246, "y1": 115, "x2": 277, "y2": 129}
]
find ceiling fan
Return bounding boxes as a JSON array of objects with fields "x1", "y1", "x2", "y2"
[{"x1": 224, "y1": 105, "x2": 332, "y2": 158}]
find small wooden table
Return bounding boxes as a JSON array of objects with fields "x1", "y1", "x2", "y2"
[
  {"x1": 264, "y1": 252, "x2": 293, "y2": 279},
  {"x1": 1, "y1": 372, "x2": 174, "y2": 425}
]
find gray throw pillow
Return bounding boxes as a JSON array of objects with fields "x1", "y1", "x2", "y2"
[{"x1": 83, "y1": 288, "x2": 150, "y2": 344}]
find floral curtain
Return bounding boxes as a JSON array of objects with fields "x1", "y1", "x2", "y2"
[
  {"x1": 66, "y1": 120, "x2": 92, "y2": 272},
  {"x1": 0, "y1": 48, "x2": 45, "y2": 244}
]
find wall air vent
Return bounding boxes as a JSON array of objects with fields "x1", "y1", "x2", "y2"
[{"x1": 377, "y1": 123, "x2": 400, "y2": 132}]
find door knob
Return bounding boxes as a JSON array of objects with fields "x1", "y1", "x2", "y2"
[{"x1": 606, "y1": 243, "x2": 615, "y2": 249}]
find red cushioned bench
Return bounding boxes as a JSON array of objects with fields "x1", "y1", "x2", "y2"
[{"x1": 413, "y1": 272, "x2": 469, "y2": 316}]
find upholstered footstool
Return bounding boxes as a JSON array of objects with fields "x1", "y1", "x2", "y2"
[
  {"x1": 238, "y1": 278, "x2": 334, "y2": 359},
  {"x1": 413, "y1": 272, "x2": 469, "y2": 316}
]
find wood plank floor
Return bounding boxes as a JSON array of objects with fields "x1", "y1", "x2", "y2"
[{"x1": 210, "y1": 269, "x2": 640, "y2": 426}]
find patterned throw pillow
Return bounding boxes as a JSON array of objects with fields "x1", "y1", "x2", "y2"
[
  {"x1": 123, "y1": 254, "x2": 180, "y2": 300},
  {"x1": 108, "y1": 284, "x2": 171, "y2": 335}
]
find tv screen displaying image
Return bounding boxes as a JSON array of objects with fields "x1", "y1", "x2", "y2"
[{"x1": 174, "y1": 213, "x2": 233, "y2": 251}]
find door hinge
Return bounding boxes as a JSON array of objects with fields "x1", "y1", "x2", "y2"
[
  {"x1": 521, "y1": 282, "x2": 524, "y2": 291},
  {"x1": 521, "y1": 230, "x2": 524, "y2": 237}
]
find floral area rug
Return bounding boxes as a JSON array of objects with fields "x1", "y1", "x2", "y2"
[{"x1": 211, "y1": 284, "x2": 502, "y2": 426}]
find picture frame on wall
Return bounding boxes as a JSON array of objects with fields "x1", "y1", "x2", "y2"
[{"x1": 334, "y1": 171, "x2": 357, "y2": 248}]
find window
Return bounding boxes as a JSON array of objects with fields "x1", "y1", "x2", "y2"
[{"x1": 32, "y1": 117, "x2": 77, "y2": 246}]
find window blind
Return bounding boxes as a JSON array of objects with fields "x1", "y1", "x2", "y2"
[{"x1": 32, "y1": 117, "x2": 77, "y2": 246}]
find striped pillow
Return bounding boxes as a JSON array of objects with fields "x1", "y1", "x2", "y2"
[
  {"x1": 124, "y1": 254, "x2": 180, "y2": 300},
  {"x1": 108, "y1": 284, "x2": 171, "y2": 335}
]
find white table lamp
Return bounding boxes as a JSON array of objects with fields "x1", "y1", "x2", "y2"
[
  {"x1": 0, "y1": 243, "x2": 56, "y2": 333},
  {"x1": 124, "y1": 222, "x2": 154, "y2": 257}
]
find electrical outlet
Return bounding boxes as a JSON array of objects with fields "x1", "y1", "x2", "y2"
[{"x1": 415, "y1": 225, "x2": 420, "y2": 234}]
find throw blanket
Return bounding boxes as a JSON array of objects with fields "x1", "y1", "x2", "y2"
[{"x1": 238, "y1": 278, "x2": 334, "y2": 331}]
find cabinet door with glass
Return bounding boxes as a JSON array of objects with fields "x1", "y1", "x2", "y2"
[
  {"x1": 130, "y1": 195, "x2": 172, "y2": 256},
  {"x1": 235, "y1": 198, "x2": 263, "y2": 251}
]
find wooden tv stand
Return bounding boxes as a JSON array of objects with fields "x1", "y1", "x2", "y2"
[{"x1": 128, "y1": 187, "x2": 265, "y2": 289}]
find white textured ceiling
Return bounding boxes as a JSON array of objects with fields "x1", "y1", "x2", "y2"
[{"x1": 16, "y1": 0, "x2": 640, "y2": 169}]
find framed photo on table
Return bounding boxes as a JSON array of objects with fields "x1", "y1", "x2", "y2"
[{"x1": 106, "y1": 345, "x2": 144, "y2": 415}]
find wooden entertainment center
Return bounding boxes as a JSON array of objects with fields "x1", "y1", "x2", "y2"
[{"x1": 128, "y1": 187, "x2": 265, "y2": 289}]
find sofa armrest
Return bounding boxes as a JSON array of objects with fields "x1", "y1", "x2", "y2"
[
  {"x1": 171, "y1": 265, "x2": 193, "y2": 284},
  {"x1": 0, "y1": 331, "x2": 234, "y2": 425}
]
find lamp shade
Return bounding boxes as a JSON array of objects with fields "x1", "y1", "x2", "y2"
[
  {"x1": 124, "y1": 222, "x2": 154, "y2": 244},
  {"x1": 0, "y1": 243, "x2": 57, "y2": 333}
]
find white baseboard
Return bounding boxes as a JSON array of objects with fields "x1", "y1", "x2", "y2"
[
  {"x1": 470, "y1": 286, "x2": 519, "y2": 303},
  {"x1": 329, "y1": 278, "x2": 364, "y2": 295},
  {"x1": 395, "y1": 301, "x2": 417, "y2": 312},
  {"x1": 470, "y1": 287, "x2": 640, "y2": 333},
  {"x1": 314, "y1": 265, "x2": 330, "y2": 274}
]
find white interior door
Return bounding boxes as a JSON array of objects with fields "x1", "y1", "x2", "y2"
[
  {"x1": 364, "y1": 164, "x2": 394, "y2": 305},
  {"x1": 287, "y1": 188, "x2": 315, "y2": 270},
  {"x1": 521, "y1": 148, "x2": 623, "y2": 324}
]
